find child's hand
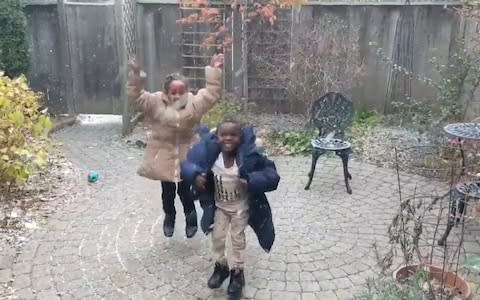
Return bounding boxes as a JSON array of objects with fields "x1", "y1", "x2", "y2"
[
  {"x1": 195, "y1": 175, "x2": 207, "y2": 191},
  {"x1": 128, "y1": 58, "x2": 141, "y2": 74},
  {"x1": 127, "y1": 58, "x2": 146, "y2": 89},
  {"x1": 210, "y1": 54, "x2": 224, "y2": 68}
]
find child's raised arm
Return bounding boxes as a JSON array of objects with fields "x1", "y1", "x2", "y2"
[
  {"x1": 191, "y1": 54, "x2": 224, "y2": 116},
  {"x1": 126, "y1": 58, "x2": 164, "y2": 113}
]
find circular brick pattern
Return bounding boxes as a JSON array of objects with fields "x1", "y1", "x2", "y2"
[{"x1": 6, "y1": 123, "x2": 479, "y2": 300}]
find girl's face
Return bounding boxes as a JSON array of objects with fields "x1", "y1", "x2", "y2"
[{"x1": 167, "y1": 80, "x2": 186, "y2": 102}]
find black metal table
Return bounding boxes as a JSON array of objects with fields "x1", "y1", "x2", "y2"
[
  {"x1": 437, "y1": 123, "x2": 480, "y2": 246},
  {"x1": 444, "y1": 123, "x2": 480, "y2": 141},
  {"x1": 438, "y1": 181, "x2": 480, "y2": 246}
]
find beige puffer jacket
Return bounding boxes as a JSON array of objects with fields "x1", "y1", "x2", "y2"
[{"x1": 127, "y1": 67, "x2": 223, "y2": 182}]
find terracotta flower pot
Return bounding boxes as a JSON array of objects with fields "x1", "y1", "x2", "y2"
[{"x1": 393, "y1": 264, "x2": 472, "y2": 300}]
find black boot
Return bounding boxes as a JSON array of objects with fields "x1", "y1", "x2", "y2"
[
  {"x1": 207, "y1": 262, "x2": 230, "y2": 289},
  {"x1": 185, "y1": 210, "x2": 198, "y2": 238},
  {"x1": 163, "y1": 213, "x2": 175, "y2": 237},
  {"x1": 227, "y1": 268, "x2": 245, "y2": 296}
]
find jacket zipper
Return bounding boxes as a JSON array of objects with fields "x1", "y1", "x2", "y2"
[{"x1": 174, "y1": 110, "x2": 180, "y2": 182}]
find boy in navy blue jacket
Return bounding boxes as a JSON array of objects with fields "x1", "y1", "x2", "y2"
[{"x1": 181, "y1": 119, "x2": 280, "y2": 296}]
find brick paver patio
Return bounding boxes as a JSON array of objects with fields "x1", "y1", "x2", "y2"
[{"x1": 2, "y1": 121, "x2": 479, "y2": 299}]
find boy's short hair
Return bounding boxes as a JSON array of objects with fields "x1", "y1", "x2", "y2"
[
  {"x1": 164, "y1": 73, "x2": 188, "y2": 93},
  {"x1": 217, "y1": 116, "x2": 244, "y2": 132}
]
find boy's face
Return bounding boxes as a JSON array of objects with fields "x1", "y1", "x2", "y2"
[{"x1": 217, "y1": 122, "x2": 241, "y2": 154}]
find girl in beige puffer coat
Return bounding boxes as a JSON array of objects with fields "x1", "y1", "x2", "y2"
[{"x1": 127, "y1": 54, "x2": 224, "y2": 238}]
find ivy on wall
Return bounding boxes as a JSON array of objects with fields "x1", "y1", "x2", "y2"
[{"x1": 0, "y1": 0, "x2": 29, "y2": 78}]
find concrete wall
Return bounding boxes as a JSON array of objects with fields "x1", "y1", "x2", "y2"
[
  {"x1": 135, "y1": 4, "x2": 183, "y2": 93},
  {"x1": 306, "y1": 5, "x2": 462, "y2": 113},
  {"x1": 24, "y1": 2, "x2": 478, "y2": 116},
  {"x1": 64, "y1": 3, "x2": 122, "y2": 114},
  {"x1": 25, "y1": 1, "x2": 121, "y2": 114},
  {"x1": 161, "y1": 3, "x2": 470, "y2": 115},
  {"x1": 25, "y1": 5, "x2": 66, "y2": 114},
  {"x1": 250, "y1": 5, "x2": 469, "y2": 114},
  {"x1": 135, "y1": 4, "x2": 242, "y2": 96}
]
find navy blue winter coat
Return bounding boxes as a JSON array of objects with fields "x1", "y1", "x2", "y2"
[{"x1": 181, "y1": 126, "x2": 280, "y2": 252}]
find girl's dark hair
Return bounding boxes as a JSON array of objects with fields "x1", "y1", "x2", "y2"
[{"x1": 164, "y1": 73, "x2": 188, "y2": 93}]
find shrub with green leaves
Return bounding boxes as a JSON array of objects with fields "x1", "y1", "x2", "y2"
[
  {"x1": 358, "y1": 270, "x2": 430, "y2": 300},
  {"x1": 201, "y1": 99, "x2": 244, "y2": 129},
  {"x1": 0, "y1": 72, "x2": 52, "y2": 190},
  {"x1": 351, "y1": 110, "x2": 382, "y2": 129},
  {"x1": 348, "y1": 110, "x2": 382, "y2": 134},
  {"x1": 267, "y1": 130, "x2": 315, "y2": 155},
  {"x1": 463, "y1": 254, "x2": 480, "y2": 274},
  {"x1": 0, "y1": 0, "x2": 29, "y2": 78},
  {"x1": 346, "y1": 110, "x2": 382, "y2": 158}
]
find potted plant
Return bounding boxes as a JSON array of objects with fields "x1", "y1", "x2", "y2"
[
  {"x1": 363, "y1": 150, "x2": 476, "y2": 299},
  {"x1": 393, "y1": 264, "x2": 472, "y2": 299}
]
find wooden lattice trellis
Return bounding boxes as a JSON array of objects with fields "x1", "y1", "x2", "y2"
[
  {"x1": 179, "y1": 4, "x2": 227, "y2": 92},
  {"x1": 123, "y1": 0, "x2": 136, "y2": 59},
  {"x1": 118, "y1": 0, "x2": 137, "y2": 135}
]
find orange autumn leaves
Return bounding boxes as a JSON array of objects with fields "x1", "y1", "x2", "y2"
[
  {"x1": 176, "y1": 0, "x2": 305, "y2": 50},
  {"x1": 175, "y1": 0, "x2": 230, "y2": 49}
]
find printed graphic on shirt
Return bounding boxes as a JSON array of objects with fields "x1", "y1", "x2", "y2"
[{"x1": 214, "y1": 173, "x2": 240, "y2": 202}]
